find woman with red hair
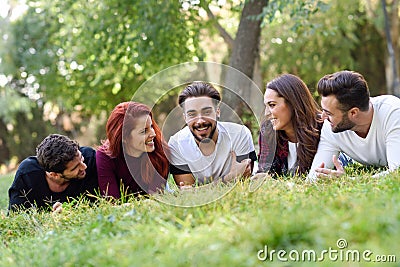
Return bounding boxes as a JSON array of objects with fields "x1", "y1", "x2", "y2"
[{"x1": 96, "y1": 102, "x2": 169, "y2": 199}]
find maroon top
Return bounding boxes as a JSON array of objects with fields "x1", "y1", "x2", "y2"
[{"x1": 96, "y1": 150, "x2": 166, "y2": 198}]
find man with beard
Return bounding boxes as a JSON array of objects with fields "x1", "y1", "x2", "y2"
[
  {"x1": 308, "y1": 70, "x2": 400, "y2": 181},
  {"x1": 168, "y1": 82, "x2": 257, "y2": 187},
  {"x1": 8, "y1": 134, "x2": 98, "y2": 212}
]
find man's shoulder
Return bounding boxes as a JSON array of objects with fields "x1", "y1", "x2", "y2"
[
  {"x1": 168, "y1": 127, "x2": 191, "y2": 144},
  {"x1": 79, "y1": 146, "x2": 98, "y2": 181},
  {"x1": 372, "y1": 94, "x2": 399, "y2": 102},
  {"x1": 80, "y1": 146, "x2": 96, "y2": 157},
  {"x1": 372, "y1": 95, "x2": 400, "y2": 110},
  {"x1": 80, "y1": 146, "x2": 97, "y2": 166},
  {"x1": 13, "y1": 156, "x2": 45, "y2": 187},
  {"x1": 17, "y1": 156, "x2": 43, "y2": 174},
  {"x1": 219, "y1": 122, "x2": 249, "y2": 133},
  {"x1": 320, "y1": 120, "x2": 338, "y2": 138},
  {"x1": 219, "y1": 122, "x2": 252, "y2": 140}
]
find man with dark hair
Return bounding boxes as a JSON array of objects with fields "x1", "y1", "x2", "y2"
[
  {"x1": 308, "y1": 70, "x2": 400, "y2": 180},
  {"x1": 168, "y1": 82, "x2": 257, "y2": 187},
  {"x1": 8, "y1": 134, "x2": 98, "y2": 211}
]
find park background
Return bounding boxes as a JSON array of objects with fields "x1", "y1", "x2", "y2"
[
  {"x1": 0, "y1": 0, "x2": 399, "y2": 172},
  {"x1": 0, "y1": 0, "x2": 399, "y2": 266}
]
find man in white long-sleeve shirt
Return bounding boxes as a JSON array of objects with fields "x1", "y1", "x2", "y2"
[{"x1": 308, "y1": 70, "x2": 400, "y2": 181}]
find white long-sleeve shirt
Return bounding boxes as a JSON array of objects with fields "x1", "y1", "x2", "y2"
[{"x1": 308, "y1": 95, "x2": 400, "y2": 181}]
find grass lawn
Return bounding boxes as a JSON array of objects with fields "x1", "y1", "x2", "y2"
[
  {"x1": 0, "y1": 170, "x2": 399, "y2": 266},
  {"x1": 0, "y1": 173, "x2": 14, "y2": 212}
]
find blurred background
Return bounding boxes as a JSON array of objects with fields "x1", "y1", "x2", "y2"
[{"x1": 0, "y1": 0, "x2": 399, "y2": 174}]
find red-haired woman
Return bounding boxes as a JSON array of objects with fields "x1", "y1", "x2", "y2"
[{"x1": 96, "y1": 102, "x2": 169, "y2": 199}]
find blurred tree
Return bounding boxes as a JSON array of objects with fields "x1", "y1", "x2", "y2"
[
  {"x1": 0, "y1": 86, "x2": 53, "y2": 165},
  {"x1": 199, "y1": 0, "x2": 328, "y2": 127},
  {"x1": 0, "y1": 5, "x2": 53, "y2": 165},
  {"x1": 200, "y1": 0, "x2": 397, "y2": 98},
  {"x1": 366, "y1": 0, "x2": 399, "y2": 95},
  {"x1": 1, "y1": 0, "x2": 398, "y2": 167},
  {"x1": 1, "y1": 0, "x2": 206, "y2": 156},
  {"x1": 222, "y1": 0, "x2": 268, "y2": 122},
  {"x1": 257, "y1": 0, "x2": 389, "y2": 96},
  {"x1": 2, "y1": 0, "x2": 204, "y2": 117}
]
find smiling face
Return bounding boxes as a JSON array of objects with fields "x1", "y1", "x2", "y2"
[
  {"x1": 183, "y1": 96, "x2": 219, "y2": 143},
  {"x1": 124, "y1": 115, "x2": 156, "y2": 157},
  {"x1": 264, "y1": 88, "x2": 294, "y2": 133},
  {"x1": 321, "y1": 95, "x2": 355, "y2": 133},
  {"x1": 60, "y1": 150, "x2": 87, "y2": 180}
]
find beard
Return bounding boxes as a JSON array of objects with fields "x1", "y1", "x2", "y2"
[
  {"x1": 332, "y1": 116, "x2": 356, "y2": 133},
  {"x1": 60, "y1": 170, "x2": 86, "y2": 181},
  {"x1": 190, "y1": 121, "x2": 217, "y2": 143}
]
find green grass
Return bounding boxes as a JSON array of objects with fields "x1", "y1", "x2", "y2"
[
  {"x1": 0, "y1": 170, "x2": 399, "y2": 266},
  {"x1": 0, "y1": 172, "x2": 14, "y2": 212}
]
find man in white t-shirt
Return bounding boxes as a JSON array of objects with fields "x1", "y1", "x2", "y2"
[
  {"x1": 168, "y1": 82, "x2": 257, "y2": 187},
  {"x1": 308, "y1": 70, "x2": 400, "y2": 181}
]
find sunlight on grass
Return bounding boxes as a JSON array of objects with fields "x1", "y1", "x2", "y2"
[{"x1": 0, "y1": 170, "x2": 399, "y2": 266}]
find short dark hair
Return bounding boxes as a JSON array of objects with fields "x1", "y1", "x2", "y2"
[
  {"x1": 36, "y1": 134, "x2": 79, "y2": 173},
  {"x1": 178, "y1": 82, "x2": 221, "y2": 108},
  {"x1": 317, "y1": 70, "x2": 370, "y2": 112}
]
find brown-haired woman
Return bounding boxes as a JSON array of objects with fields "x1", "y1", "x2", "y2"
[
  {"x1": 96, "y1": 102, "x2": 169, "y2": 198},
  {"x1": 257, "y1": 74, "x2": 322, "y2": 177}
]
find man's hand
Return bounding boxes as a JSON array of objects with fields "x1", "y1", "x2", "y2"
[
  {"x1": 223, "y1": 151, "x2": 252, "y2": 183},
  {"x1": 52, "y1": 201, "x2": 63, "y2": 213},
  {"x1": 315, "y1": 155, "x2": 345, "y2": 178},
  {"x1": 178, "y1": 181, "x2": 195, "y2": 191},
  {"x1": 173, "y1": 174, "x2": 195, "y2": 190}
]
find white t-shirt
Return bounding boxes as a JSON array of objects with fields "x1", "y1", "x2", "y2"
[
  {"x1": 168, "y1": 122, "x2": 256, "y2": 184},
  {"x1": 308, "y1": 95, "x2": 400, "y2": 180},
  {"x1": 287, "y1": 141, "x2": 298, "y2": 172}
]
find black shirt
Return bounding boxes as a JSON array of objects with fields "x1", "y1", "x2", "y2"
[{"x1": 8, "y1": 147, "x2": 98, "y2": 212}]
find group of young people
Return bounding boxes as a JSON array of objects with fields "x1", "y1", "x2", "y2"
[{"x1": 8, "y1": 70, "x2": 400, "y2": 212}]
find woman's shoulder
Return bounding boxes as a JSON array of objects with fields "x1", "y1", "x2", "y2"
[{"x1": 95, "y1": 148, "x2": 119, "y2": 163}]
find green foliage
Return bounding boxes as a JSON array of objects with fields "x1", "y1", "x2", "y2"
[
  {"x1": 0, "y1": 87, "x2": 31, "y2": 125},
  {"x1": 258, "y1": 0, "x2": 385, "y2": 94},
  {"x1": 260, "y1": 0, "x2": 357, "y2": 87},
  {"x1": 0, "y1": 97, "x2": 55, "y2": 164},
  {"x1": 4, "y1": 0, "x2": 205, "y2": 116},
  {"x1": 0, "y1": 173, "x2": 13, "y2": 210},
  {"x1": 260, "y1": 0, "x2": 329, "y2": 27},
  {"x1": 1, "y1": 170, "x2": 399, "y2": 266}
]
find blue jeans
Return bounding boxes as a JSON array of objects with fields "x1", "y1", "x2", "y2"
[{"x1": 338, "y1": 153, "x2": 353, "y2": 167}]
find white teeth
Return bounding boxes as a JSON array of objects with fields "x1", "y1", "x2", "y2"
[
  {"x1": 145, "y1": 140, "x2": 154, "y2": 145},
  {"x1": 197, "y1": 127, "x2": 208, "y2": 131}
]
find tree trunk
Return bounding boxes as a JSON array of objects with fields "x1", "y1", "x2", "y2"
[
  {"x1": 222, "y1": 0, "x2": 268, "y2": 125},
  {"x1": 382, "y1": 0, "x2": 400, "y2": 96},
  {"x1": 0, "y1": 120, "x2": 11, "y2": 165}
]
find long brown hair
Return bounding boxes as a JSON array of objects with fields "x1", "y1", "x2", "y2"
[
  {"x1": 266, "y1": 74, "x2": 321, "y2": 175},
  {"x1": 98, "y1": 102, "x2": 169, "y2": 183}
]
